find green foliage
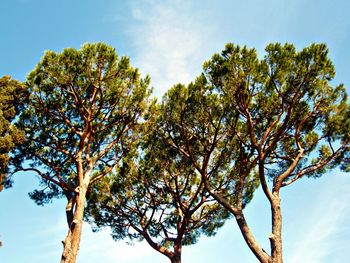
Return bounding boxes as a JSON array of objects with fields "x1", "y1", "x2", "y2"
[
  {"x1": 5, "y1": 41, "x2": 348, "y2": 260},
  {"x1": 14, "y1": 42, "x2": 151, "y2": 204},
  {"x1": 86, "y1": 103, "x2": 230, "y2": 253},
  {"x1": 157, "y1": 76, "x2": 260, "y2": 211},
  {"x1": 203, "y1": 42, "x2": 349, "y2": 186},
  {"x1": 0, "y1": 76, "x2": 25, "y2": 191}
]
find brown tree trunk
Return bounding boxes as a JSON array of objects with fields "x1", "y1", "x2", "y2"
[
  {"x1": 234, "y1": 211, "x2": 271, "y2": 263},
  {"x1": 60, "y1": 184, "x2": 88, "y2": 263},
  {"x1": 170, "y1": 243, "x2": 182, "y2": 263},
  {"x1": 270, "y1": 194, "x2": 283, "y2": 263},
  {"x1": 171, "y1": 256, "x2": 181, "y2": 263}
]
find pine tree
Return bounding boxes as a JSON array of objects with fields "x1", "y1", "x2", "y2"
[
  {"x1": 198, "y1": 43, "x2": 349, "y2": 262},
  {"x1": 13, "y1": 43, "x2": 151, "y2": 263}
]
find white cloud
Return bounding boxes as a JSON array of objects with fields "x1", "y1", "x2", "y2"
[
  {"x1": 127, "y1": 0, "x2": 218, "y2": 97},
  {"x1": 287, "y1": 176, "x2": 350, "y2": 263}
]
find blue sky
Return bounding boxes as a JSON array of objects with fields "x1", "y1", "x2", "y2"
[{"x1": 0, "y1": 0, "x2": 350, "y2": 262}]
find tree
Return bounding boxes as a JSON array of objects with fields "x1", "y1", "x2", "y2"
[
  {"x1": 199, "y1": 43, "x2": 349, "y2": 262},
  {"x1": 0, "y1": 76, "x2": 25, "y2": 192},
  {"x1": 86, "y1": 97, "x2": 229, "y2": 263},
  {"x1": 13, "y1": 43, "x2": 151, "y2": 263},
  {"x1": 136, "y1": 73, "x2": 261, "y2": 260}
]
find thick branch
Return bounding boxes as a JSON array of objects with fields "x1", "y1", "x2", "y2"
[
  {"x1": 235, "y1": 210, "x2": 270, "y2": 263},
  {"x1": 282, "y1": 148, "x2": 342, "y2": 187}
]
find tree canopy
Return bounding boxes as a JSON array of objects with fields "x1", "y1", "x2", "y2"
[
  {"x1": 0, "y1": 76, "x2": 25, "y2": 191},
  {"x1": 13, "y1": 43, "x2": 151, "y2": 263}
]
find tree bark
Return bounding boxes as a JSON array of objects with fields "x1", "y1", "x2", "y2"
[
  {"x1": 171, "y1": 256, "x2": 181, "y2": 263},
  {"x1": 170, "y1": 243, "x2": 182, "y2": 263},
  {"x1": 60, "y1": 183, "x2": 88, "y2": 263},
  {"x1": 270, "y1": 194, "x2": 283, "y2": 263}
]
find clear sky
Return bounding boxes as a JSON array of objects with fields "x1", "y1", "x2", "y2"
[{"x1": 0, "y1": 0, "x2": 350, "y2": 262}]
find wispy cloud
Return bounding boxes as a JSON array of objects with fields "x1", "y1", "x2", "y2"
[
  {"x1": 127, "y1": 0, "x2": 219, "y2": 97},
  {"x1": 287, "y1": 175, "x2": 350, "y2": 263}
]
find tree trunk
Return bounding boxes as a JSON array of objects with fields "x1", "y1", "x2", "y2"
[
  {"x1": 234, "y1": 211, "x2": 271, "y2": 263},
  {"x1": 60, "y1": 185, "x2": 88, "y2": 263},
  {"x1": 171, "y1": 256, "x2": 181, "y2": 263},
  {"x1": 270, "y1": 194, "x2": 283, "y2": 263},
  {"x1": 170, "y1": 243, "x2": 182, "y2": 263}
]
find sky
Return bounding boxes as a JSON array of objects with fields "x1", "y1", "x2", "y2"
[{"x1": 0, "y1": 0, "x2": 350, "y2": 262}]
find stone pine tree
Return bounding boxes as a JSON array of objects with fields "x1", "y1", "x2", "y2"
[
  {"x1": 13, "y1": 43, "x2": 151, "y2": 263},
  {"x1": 198, "y1": 43, "x2": 349, "y2": 263},
  {"x1": 86, "y1": 99, "x2": 229, "y2": 263},
  {"x1": 0, "y1": 76, "x2": 25, "y2": 192},
  {"x1": 133, "y1": 76, "x2": 260, "y2": 261}
]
